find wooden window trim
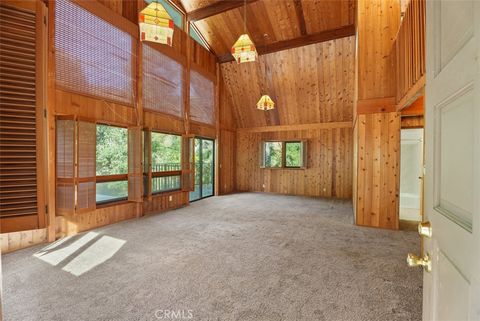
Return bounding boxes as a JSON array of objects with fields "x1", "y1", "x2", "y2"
[
  {"x1": 96, "y1": 174, "x2": 128, "y2": 183},
  {"x1": 261, "y1": 140, "x2": 307, "y2": 170},
  {"x1": 152, "y1": 171, "x2": 182, "y2": 178}
]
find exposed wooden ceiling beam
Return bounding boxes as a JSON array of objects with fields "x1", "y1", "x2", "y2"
[
  {"x1": 293, "y1": 0, "x2": 307, "y2": 36},
  {"x1": 187, "y1": 0, "x2": 260, "y2": 22},
  {"x1": 218, "y1": 24, "x2": 356, "y2": 63}
]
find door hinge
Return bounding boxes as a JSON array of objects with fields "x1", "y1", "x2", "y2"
[
  {"x1": 44, "y1": 109, "x2": 47, "y2": 118},
  {"x1": 44, "y1": 15, "x2": 47, "y2": 25},
  {"x1": 45, "y1": 205, "x2": 48, "y2": 214}
]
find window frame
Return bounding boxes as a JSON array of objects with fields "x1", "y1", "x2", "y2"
[
  {"x1": 261, "y1": 140, "x2": 307, "y2": 169},
  {"x1": 149, "y1": 130, "x2": 183, "y2": 195},
  {"x1": 95, "y1": 123, "x2": 129, "y2": 205}
]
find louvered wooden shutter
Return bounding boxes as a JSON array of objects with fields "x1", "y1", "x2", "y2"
[
  {"x1": 0, "y1": 1, "x2": 46, "y2": 233},
  {"x1": 77, "y1": 120, "x2": 96, "y2": 212},
  {"x1": 55, "y1": 0, "x2": 135, "y2": 105},
  {"x1": 190, "y1": 70, "x2": 215, "y2": 125},
  {"x1": 128, "y1": 126, "x2": 142, "y2": 202},
  {"x1": 143, "y1": 130, "x2": 152, "y2": 199},
  {"x1": 142, "y1": 45, "x2": 183, "y2": 117},
  {"x1": 181, "y1": 135, "x2": 195, "y2": 192},
  {"x1": 56, "y1": 117, "x2": 76, "y2": 215}
]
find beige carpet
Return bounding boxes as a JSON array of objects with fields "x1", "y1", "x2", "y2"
[{"x1": 2, "y1": 193, "x2": 422, "y2": 321}]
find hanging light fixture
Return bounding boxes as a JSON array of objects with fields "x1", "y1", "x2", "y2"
[
  {"x1": 231, "y1": 0, "x2": 257, "y2": 64},
  {"x1": 257, "y1": 34, "x2": 275, "y2": 111},
  {"x1": 139, "y1": 1, "x2": 174, "y2": 46}
]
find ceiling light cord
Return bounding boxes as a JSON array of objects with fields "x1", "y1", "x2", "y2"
[
  {"x1": 264, "y1": 34, "x2": 268, "y2": 94},
  {"x1": 244, "y1": 0, "x2": 247, "y2": 34}
]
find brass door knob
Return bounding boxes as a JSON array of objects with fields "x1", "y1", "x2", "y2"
[
  {"x1": 407, "y1": 253, "x2": 432, "y2": 272},
  {"x1": 418, "y1": 221, "x2": 432, "y2": 238}
]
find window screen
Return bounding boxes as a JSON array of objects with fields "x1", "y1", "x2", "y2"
[
  {"x1": 142, "y1": 45, "x2": 183, "y2": 117},
  {"x1": 190, "y1": 70, "x2": 214, "y2": 125},
  {"x1": 55, "y1": 0, "x2": 136, "y2": 105}
]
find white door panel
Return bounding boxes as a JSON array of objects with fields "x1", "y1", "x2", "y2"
[{"x1": 424, "y1": 0, "x2": 480, "y2": 320}]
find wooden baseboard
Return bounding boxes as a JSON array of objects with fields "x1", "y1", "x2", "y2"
[{"x1": 1, "y1": 228, "x2": 47, "y2": 254}]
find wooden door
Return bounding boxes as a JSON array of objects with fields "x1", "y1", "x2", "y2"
[{"x1": 422, "y1": 1, "x2": 480, "y2": 320}]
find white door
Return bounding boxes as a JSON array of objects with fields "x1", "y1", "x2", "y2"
[{"x1": 422, "y1": 1, "x2": 480, "y2": 320}]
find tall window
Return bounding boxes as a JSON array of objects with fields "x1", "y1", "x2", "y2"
[
  {"x1": 151, "y1": 132, "x2": 182, "y2": 193},
  {"x1": 149, "y1": 0, "x2": 183, "y2": 29},
  {"x1": 96, "y1": 124, "x2": 128, "y2": 203},
  {"x1": 261, "y1": 141, "x2": 306, "y2": 169},
  {"x1": 190, "y1": 23, "x2": 209, "y2": 50},
  {"x1": 55, "y1": 0, "x2": 135, "y2": 105}
]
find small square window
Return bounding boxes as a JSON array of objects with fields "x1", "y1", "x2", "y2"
[
  {"x1": 285, "y1": 142, "x2": 302, "y2": 168},
  {"x1": 264, "y1": 142, "x2": 283, "y2": 168}
]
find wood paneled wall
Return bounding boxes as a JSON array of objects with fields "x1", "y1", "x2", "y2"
[
  {"x1": 354, "y1": 0, "x2": 402, "y2": 229},
  {"x1": 354, "y1": 113, "x2": 400, "y2": 229},
  {"x1": 356, "y1": 0, "x2": 400, "y2": 102},
  {"x1": 221, "y1": 36, "x2": 355, "y2": 128},
  {"x1": 236, "y1": 127, "x2": 353, "y2": 199},
  {"x1": 1, "y1": 229, "x2": 47, "y2": 254},
  {"x1": 218, "y1": 72, "x2": 236, "y2": 194},
  {"x1": 0, "y1": 0, "x2": 219, "y2": 250},
  {"x1": 218, "y1": 36, "x2": 355, "y2": 199}
]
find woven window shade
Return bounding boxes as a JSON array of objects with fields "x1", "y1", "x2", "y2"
[
  {"x1": 77, "y1": 121, "x2": 96, "y2": 211},
  {"x1": 190, "y1": 70, "x2": 214, "y2": 125},
  {"x1": 128, "y1": 126, "x2": 143, "y2": 202},
  {"x1": 0, "y1": 4, "x2": 39, "y2": 224},
  {"x1": 78, "y1": 121, "x2": 95, "y2": 178},
  {"x1": 56, "y1": 119, "x2": 76, "y2": 214},
  {"x1": 56, "y1": 119, "x2": 75, "y2": 179},
  {"x1": 55, "y1": 0, "x2": 136, "y2": 105},
  {"x1": 142, "y1": 44, "x2": 183, "y2": 117}
]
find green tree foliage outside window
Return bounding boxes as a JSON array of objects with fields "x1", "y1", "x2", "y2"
[
  {"x1": 96, "y1": 124, "x2": 128, "y2": 203},
  {"x1": 96, "y1": 124, "x2": 128, "y2": 175},
  {"x1": 264, "y1": 142, "x2": 282, "y2": 168},
  {"x1": 151, "y1": 132, "x2": 181, "y2": 171},
  {"x1": 286, "y1": 142, "x2": 302, "y2": 167}
]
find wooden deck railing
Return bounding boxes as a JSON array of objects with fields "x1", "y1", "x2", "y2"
[{"x1": 392, "y1": 0, "x2": 426, "y2": 109}]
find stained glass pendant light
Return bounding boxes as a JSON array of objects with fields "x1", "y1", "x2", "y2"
[
  {"x1": 257, "y1": 95, "x2": 275, "y2": 110},
  {"x1": 231, "y1": 0, "x2": 257, "y2": 63},
  {"x1": 257, "y1": 34, "x2": 275, "y2": 110},
  {"x1": 139, "y1": 1, "x2": 174, "y2": 46}
]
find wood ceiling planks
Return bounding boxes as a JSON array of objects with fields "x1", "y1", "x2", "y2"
[
  {"x1": 179, "y1": 0, "x2": 218, "y2": 12},
  {"x1": 221, "y1": 36, "x2": 355, "y2": 128},
  {"x1": 188, "y1": 0, "x2": 356, "y2": 57}
]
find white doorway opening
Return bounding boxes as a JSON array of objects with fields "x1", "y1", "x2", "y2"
[{"x1": 400, "y1": 128, "x2": 424, "y2": 222}]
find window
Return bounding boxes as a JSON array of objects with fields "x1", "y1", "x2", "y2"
[
  {"x1": 190, "y1": 70, "x2": 215, "y2": 125},
  {"x1": 55, "y1": 0, "x2": 135, "y2": 105},
  {"x1": 264, "y1": 142, "x2": 282, "y2": 168},
  {"x1": 261, "y1": 141, "x2": 306, "y2": 169},
  {"x1": 142, "y1": 45, "x2": 183, "y2": 117},
  {"x1": 96, "y1": 124, "x2": 128, "y2": 203},
  {"x1": 285, "y1": 142, "x2": 303, "y2": 168},
  {"x1": 151, "y1": 132, "x2": 182, "y2": 193},
  {"x1": 190, "y1": 23, "x2": 209, "y2": 50},
  {"x1": 147, "y1": 0, "x2": 183, "y2": 29}
]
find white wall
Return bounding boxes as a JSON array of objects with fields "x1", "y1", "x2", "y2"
[{"x1": 400, "y1": 128, "x2": 424, "y2": 221}]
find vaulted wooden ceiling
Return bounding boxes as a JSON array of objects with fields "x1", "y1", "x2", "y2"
[
  {"x1": 179, "y1": 0, "x2": 356, "y2": 61},
  {"x1": 221, "y1": 36, "x2": 355, "y2": 128}
]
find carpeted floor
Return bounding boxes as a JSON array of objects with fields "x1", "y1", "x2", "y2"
[{"x1": 2, "y1": 193, "x2": 423, "y2": 321}]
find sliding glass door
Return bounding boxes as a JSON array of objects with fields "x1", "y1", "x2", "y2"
[{"x1": 189, "y1": 137, "x2": 214, "y2": 202}]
